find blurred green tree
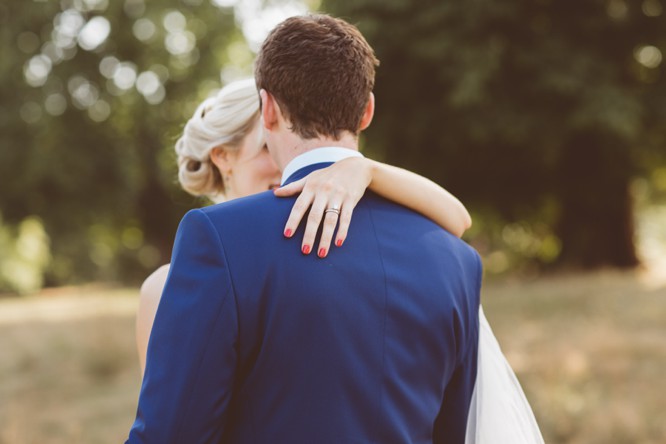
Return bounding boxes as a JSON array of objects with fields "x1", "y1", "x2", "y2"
[
  {"x1": 2, "y1": 0, "x2": 665, "y2": 292},
  {"x1": 324, "y1": 0, "x2": 666, "y2": 268},
  {"x1": 0, "y1": 0, "x2": 251, "y2": 290}
]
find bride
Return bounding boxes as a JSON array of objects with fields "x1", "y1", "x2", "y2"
[{"x1": 136, "y1": 78, "x2": 544, "y2": 443}]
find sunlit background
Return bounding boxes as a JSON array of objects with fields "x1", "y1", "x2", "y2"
[{"x1": 1, "y1": 0, "x2": 665, "y2": 443}]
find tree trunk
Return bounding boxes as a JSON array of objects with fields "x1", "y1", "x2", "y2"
[
  {"x1": 136, "y1": 127, "x2": 187, "y2": 267},
  {"x1": 556, "y1": 130, "x2": 638, "y2": 268}
]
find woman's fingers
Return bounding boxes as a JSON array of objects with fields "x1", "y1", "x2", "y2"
[
  {"x1": 300, "y1": 193, "x2": 329, "y2": 255},
  {"x1": 273, "y1": 178, "x2": 305, "y2": 197},
  {"x1": 316, "y1": 205, "x2": 342, "y2": 257},
  {"x1": 279, "y1": 158, "x2": 373, "y2": 256},
  {"x1": 333, "y1": 201, "x2": 354, "y2": 248},
  {"x1": 283, "y1": 189, "x2": 314, "y2": 238}
]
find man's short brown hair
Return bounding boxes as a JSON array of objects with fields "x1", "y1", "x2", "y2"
[{"x1": 255, "y1": 14, "x2": 379, "y2": 140}]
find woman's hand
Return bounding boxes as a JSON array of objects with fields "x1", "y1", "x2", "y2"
[
  {"x1": 274, "y1": 157, "x2": 373, "y2": 258},
  {"x1": 274, "y1": 154, "x2": 471, "y2": 257}
]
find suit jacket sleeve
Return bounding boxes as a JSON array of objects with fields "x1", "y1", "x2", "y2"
[
  {"x1": 126, "y1": 209, "x2": 239, "y2": 444},
  {"x1": 433, "y1": 250, "x2": 483, "y2": 444}
]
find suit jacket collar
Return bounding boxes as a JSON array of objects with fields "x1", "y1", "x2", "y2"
[
  {"x1": 280, "y1": 147, "x2": 364, "y2": 185},
  {"x1": 282, "y1": 162, "x2": 335, "y2": 186}
]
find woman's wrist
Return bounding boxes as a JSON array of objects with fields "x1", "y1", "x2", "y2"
[{"x1": 365, "y1": 158, "x2": 380, "y2": 188}]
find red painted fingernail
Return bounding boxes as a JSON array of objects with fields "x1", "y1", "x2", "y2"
[
  {"x1": 302, "y1": 245, "x2": 311, "y2": 254},
  {"x1": 318, "y1": 248, "x2": 327, "y2": 258},
  {"x1": 284, "y1": 229, "x2": 293, "y2": 238},
  {"x1": 335, "y1": 239, "x2": 343, "y2": 247}
]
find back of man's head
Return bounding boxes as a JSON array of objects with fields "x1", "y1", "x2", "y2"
[{"x1": 255, "y1": 14, "x2": 379, "y2": 141}]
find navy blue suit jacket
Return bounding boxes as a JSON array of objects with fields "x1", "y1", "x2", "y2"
[{"x1": 127, "y1": 163, "x2": 481, "y2": 444}]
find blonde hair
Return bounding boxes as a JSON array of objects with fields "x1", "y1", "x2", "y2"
[{"x1": 175, "y1": 78, "x2": 260, "y2": 202}]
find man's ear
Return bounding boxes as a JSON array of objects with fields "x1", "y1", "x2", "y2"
[
  {"x1": 358, "y1": 92, "x2": 375, "y2": 131},
  {"x1": 260, "y1": 89, "x2": 279, "y2": 130}
]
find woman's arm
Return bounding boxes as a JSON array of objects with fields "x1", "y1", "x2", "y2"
[
  {"x1": 274, "y1": 157, "x2": 471, "y2": 257},
  {"x1": 136, "y1": 264, "x2": 170, "y2": 375},
  {"x1": 364, "y1": 159, "x2": 471, "y2": 237}
]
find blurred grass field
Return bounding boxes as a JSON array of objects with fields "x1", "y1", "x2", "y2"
[{"x1": 0, "y1": 272, "x2": 664, "y2": 444}]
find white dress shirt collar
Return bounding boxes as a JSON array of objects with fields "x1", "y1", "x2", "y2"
[{"x1": 280, "y1": 147, "x2": 364, "y2": 185}]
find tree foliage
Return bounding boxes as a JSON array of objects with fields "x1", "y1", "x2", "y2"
[
  {"x1": 323, "y1": 0, "x2": 666, "y2": 268},
  {"x1": 0, "y1": 0, "x2": 252, "y2": 291},
  {"x1": 2, "y1": 0, "x2": 665, "y2": 293}
]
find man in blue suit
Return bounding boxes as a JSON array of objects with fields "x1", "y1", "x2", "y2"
[{"x1": 127, "y1": 14, "x2": 481, "y2": 443}]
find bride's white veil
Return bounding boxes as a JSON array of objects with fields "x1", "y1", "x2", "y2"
[{"x1": 465, "y1": 307, "x2": 545, "y2": 444}]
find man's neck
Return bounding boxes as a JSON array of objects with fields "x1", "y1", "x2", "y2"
[
  {"x1": 273, "y1": 131, "x2": 359, "y2": 172},
  {"x1": 280, "y1": 145, "x2": 364, "y2": 185}
]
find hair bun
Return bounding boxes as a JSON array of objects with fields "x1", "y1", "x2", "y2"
[
  {"x1": 186, "y1": 159, "x2": 202, "y2": 172},
  {"x1": 176, "y1": 138, "x2": 221, "y2": 198},
  {"x1": 173, "y1": 78, "x2": 261, "y2": 200}
]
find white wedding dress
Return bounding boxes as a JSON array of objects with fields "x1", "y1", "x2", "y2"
[{"x1": 465, "y1": 307, "x2": 545, "y2": 444}]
